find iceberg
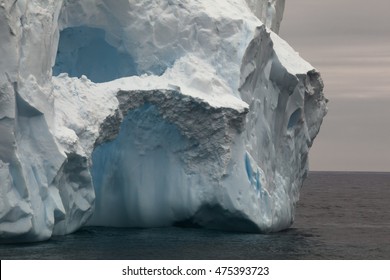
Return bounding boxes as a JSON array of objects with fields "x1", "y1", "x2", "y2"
[{"x1": 0, "y1": 0, "x2": 327, "y2": 242}]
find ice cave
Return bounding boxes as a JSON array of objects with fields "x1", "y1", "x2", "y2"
[{"x1": 53, "y1": 26, "x2": 138, "y2": 83}]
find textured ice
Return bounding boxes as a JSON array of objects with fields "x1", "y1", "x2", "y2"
[{"x1": 0, "y1": 0, "x2": 327, "y2": 242}]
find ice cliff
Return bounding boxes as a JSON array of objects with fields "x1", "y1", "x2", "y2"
[{"x1": 0, "y1": 0, "x2": 327, "y2": 242}]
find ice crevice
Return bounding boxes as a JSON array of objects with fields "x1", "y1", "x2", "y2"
[{"x1": 0, "y1": 0, "x2": 327, "y2": 242}]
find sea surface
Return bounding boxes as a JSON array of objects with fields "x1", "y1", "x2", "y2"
[{"x1": 1, "y1": 172, "x2": 390, "y2": 259}]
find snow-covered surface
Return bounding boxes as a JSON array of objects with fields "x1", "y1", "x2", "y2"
[{"x1": 0, "y1": 0, "x2": 327, "y2": 241}]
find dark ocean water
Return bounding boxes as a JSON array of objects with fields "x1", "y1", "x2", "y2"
[{"x1": 1, "y1": 172, "x2": 390, "y2": 260}]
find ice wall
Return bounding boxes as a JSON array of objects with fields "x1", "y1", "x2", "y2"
[
  {"x1": 0, "y1": 0, "x2": 327, "y2": 242},
  {"x1": 0, "y1": 0, "x2": 86, "y2": 242}
]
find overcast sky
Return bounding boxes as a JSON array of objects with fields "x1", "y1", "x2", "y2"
[{"x1": 279, "y1": 0, "x2": 390, "y2": 172}]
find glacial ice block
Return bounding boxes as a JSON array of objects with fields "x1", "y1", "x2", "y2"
[{"x1": 0, "y1": 0, "x2": 327, "y2": 242}]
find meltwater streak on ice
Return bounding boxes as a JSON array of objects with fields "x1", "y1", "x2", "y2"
[
  {"x1": 1, "y1": 172, "x2": 389, "y2": 260},
  {"x1": 0, "y1": 0, "x2": 327, "y2": 241}
]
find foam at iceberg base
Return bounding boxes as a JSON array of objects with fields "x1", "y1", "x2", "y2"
[{"x1": 0, "y1": 0, "x2": 327, "y2": 242}]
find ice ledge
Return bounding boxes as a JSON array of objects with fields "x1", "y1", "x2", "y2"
[{"x1": 96, "y1": 89, "x2": 248, "y2": 147}]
